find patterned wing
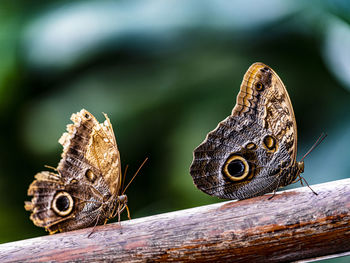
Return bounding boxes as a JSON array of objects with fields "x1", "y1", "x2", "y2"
[
  {"x1": 58, "y1": 109, "x2": 122, "y2": 197},
  {"x1": 25, "y1": 109, "x2": 121, "y2": 233},
  {"x1": 190, "y1": 63, "x2": 298, "y2": 200},
  {"x1": 24, "y1": 170, "x2": 104, "y2": 233},
  {"x1": 233, "y1": 62, "x2": 297, "y2": 161}
]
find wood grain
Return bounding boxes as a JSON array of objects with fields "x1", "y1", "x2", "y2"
[{"x1": 2, "y1": 178, "x2": 350, "y2": 262}]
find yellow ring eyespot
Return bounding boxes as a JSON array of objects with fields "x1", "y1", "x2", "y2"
[
  {"x1": 262, "y1": 135, "x2": 278, "y2": 152},
  {"x1": 52, "y1": 192, "x2": 74, "y2": 216},
  {"x1": 256, "y1": 82, "x2": 264, "y2": 91},
  {"x1": 245, "y1": 142, "x2": 257, "y2": 150},
  {"x1": 223, "y1": 155, "x2": 250, "y2": 181},
  {"x1": 260, "y1": 67, "x2": 270, "y2": 73},
  {"x1": 85, "y1": 169, "x2": 96, "y2": 183}
]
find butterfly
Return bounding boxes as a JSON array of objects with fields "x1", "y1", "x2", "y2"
[
  {"x1": 190, "y1": 62, "x2": 308, "y2": 200},
  {"x1": 25, "y1": 109, "x2": 131, "y2": 233}
]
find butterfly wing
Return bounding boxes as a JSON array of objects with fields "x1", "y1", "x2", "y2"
[
  {"x1": 233, "y1": 62, "x2": 298, "y2": 161},
  {"x1": 58, "y1": 109, "x2": 122, "y2": 198},
  {"x1": 190, "y1": 63, "x2": 298, "y2": 200},
  {"x1": 25, "y1": 109, "x2": 121, "y2": 233}
]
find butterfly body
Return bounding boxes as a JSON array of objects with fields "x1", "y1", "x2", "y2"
[
  {"x1": 25, "y1": 109, "x2": 126, "y2": 233},
  {"x1": 190, "y1": 63, "x2": 304, "y2": 200}
]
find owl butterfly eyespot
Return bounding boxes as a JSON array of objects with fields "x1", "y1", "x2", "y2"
[
  {"x1": 255, "y1": 82, "x2": 264, "y2": 91},
  {"x1": 24, "y1": 109, "x2": 130, "y2": 234},
  {"x1": 190, "y1": 62, "x2": 306, "y2": 200}
]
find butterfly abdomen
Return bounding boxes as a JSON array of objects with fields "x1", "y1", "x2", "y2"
[{"x1": 279, "y1": 161, "x2": 304, "y2": 187}]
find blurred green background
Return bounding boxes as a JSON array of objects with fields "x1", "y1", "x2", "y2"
[{"x1": 1, "y1": 0, "x2": 350, "y2": 259}]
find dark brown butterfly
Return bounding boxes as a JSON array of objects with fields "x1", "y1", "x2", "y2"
[
  {"x1": 25, "y1": 109, "x2": 130, "y2": 233},
  {"x1": 190, "y1": 62, "x2": 306, "y2": 200}
]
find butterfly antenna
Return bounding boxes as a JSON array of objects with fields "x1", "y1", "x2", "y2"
[
  {"x1": 121, "y1": 164, "x2": 129, "y2": 193},
  {"x1": 122, "y1": 157, "x2": 148, "y2": 195},
  {"x1": 300, "y1": 133, "x2": 327, "y2": 162}
]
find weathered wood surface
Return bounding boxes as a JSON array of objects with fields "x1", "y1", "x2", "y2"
[{"x1": 1, "y1": 178, "x2": 350, "y2": 262}]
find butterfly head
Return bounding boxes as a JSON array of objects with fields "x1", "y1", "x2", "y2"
[
  {"x1": 297, "y1": 161, "x2": 304, "y2": 174},
  {"x1": 117, "y1": 194, "x2": 128, "y2": 205}
]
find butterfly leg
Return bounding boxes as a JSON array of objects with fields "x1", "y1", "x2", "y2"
[
  {"x1": 300, "y1": 176, "x2": 318, "y2": 196},
  {"x1": 118, "y1": 203, "x2": 122, "y2": 223},
  {"x1": 88, "y1": 211, "x2": 102, "y2": 238},
  {"x1": 125, "y1": 204, "x2": 131, "y2": 220},
  {"x1": 115, "y1": 203, "x2": 131, "y2": 220},
  {"x1": 268, "y1": 190, "x2": 277, "y2": 200},
  {"x1": 293, "y1": 176, "x2": 303, "y2": 185},
  {"x1": 293, "y1": 175, "x2": 317, "y2": 195},
  {"x1": 116, "y1": 203, "x2": 124, "y2": 234}
]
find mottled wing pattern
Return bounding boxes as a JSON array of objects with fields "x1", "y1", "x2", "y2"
[
  {"x1": 233, "y1": 62, "x2": 297, "y2": 161},
  {"x1": 58, "y1": 110, "x2": 121, "y2": 198},
  {"x1": 25, "y1": 171, "x2": 68, "y2": 232},
  {"x1": 25, "y1": 109, "x2": 121, "y2": 233},
  {"x1": 190, "y1": 63, "x2": 299, "y2": 200}
]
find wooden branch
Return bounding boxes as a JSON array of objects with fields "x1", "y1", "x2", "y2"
[{"x1": 1, "y1": 178, "x2": 350, "y2": 262}]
